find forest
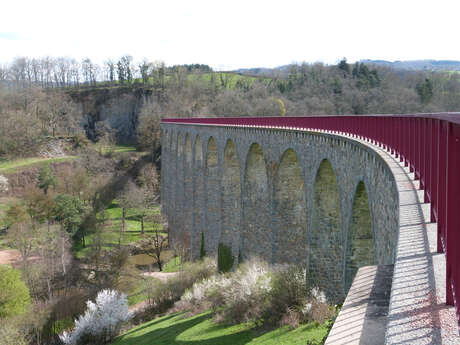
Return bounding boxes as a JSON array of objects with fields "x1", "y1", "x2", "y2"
[{"x1": 2, "y1": 56, "x2": 460, "y2": 159}]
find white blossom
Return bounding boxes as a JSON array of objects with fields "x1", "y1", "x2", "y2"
[
  {"x1": 0, "y1": 175, "x2": 8, "y2": 193},
  {"x1": 59, "y1": 289, "x2": 132, "y2": 345},
  {"x1": 311, "y1": 287, "x2": 327, "y2": 304}
]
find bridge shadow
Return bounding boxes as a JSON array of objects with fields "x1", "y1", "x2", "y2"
[{"x1": 114, "y1": 312, "x2": 321, "y2": 345}]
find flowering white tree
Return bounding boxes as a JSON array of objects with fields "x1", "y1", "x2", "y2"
[
  {"x1": 0, "y1": 175, "x2": 8, "y2": 194},
  {"x1": 60, "y1": 289, "x2": 132, "y2": 345}
]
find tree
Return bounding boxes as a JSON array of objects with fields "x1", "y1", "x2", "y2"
[
  {"x1": 137, "y1": 100, "x2": 163, "y2": 163},
  {"x1": 200, "y1": 232, "x2": 206, "y2": 260},
  {"x1": 52, "y1": 194, "x2": 86, "y2": 236},
  {"x1": 120, "y1": 55, "x2": 134, "y2": 84},
  {"x1": 338, "y1": 58, "x2": 350, "y2": 75},
  {"x1": 59, "y1": 289, "x2": 132, "y2": 345},
  {"x1": 138, "y1": 59, "x2": 151, "y2": 85},
  {"x1": 105, "y1": 60, "x2": 116, "y2": 85},
  {"x1": 139, "y1": 216, "x2": 168, "y2": 271},
  {"x1": 37, "y1": 165, "x2": 57, "y2": 194},
  {"x1": 24, "y1": 188, "x2": 55, "y2": 231},
  {"x1": 118, "y1": 179, "x2": 148, "y2": 235},
  {"x1": 0, "y1": 266, "x2": 31, "y2": 318},
  {"x1": 217, "y1": 243, "x2": 234, "y2": 273},
  {"x1": 416, "y1": 78, "x2": 434, "y2": 104},
  {"x1": 0, "y1": 320, "x2": 29, "y2": 345},
  {"x1": 5, "y1": 204, "x2": 37, "y2": 266}
]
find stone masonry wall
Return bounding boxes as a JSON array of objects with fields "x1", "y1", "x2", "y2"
[{"x1": 161, "y1": 124, "x2": 399, "y2": 302}]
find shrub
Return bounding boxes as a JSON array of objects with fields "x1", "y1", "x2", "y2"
[
  {"x1": 140, "y1": 258, "x2": 216, "y2": 319},
  {"x1": 0, "y1": 266, "x2": 31, "y2": 318},
  {"x1": 268, "y1": 264, "x2": 309, "y2": 324},
  {"x1": 59, "y1": 289, "x2": 132, "y2": 345},
  {"x1": 199, "y1": 232, "x2": 206, "y2": 260},
  {"x1": 217, "y1": 243, "x2": 234, "y2": 273},
  {"x1": 0, "y1": 318, "x2": 29, "y2": 345},
  {"x1": 181, "y1": 257, "x2": 271, "y2": 324},
  {"x1": 180, "y1": 259, "x2": 333, "y2": 328}
]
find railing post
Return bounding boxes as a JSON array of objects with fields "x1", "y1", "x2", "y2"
[
  {"x1": 415, "y1": 118, "x2": 420, "y2": 179},
  {"x1": 438, "y1": 121, "x2": 448, "y2": 253},
  {"x1": 421, "y1": 118, "x2": 427, "y2": 191},
  {"x1": 424, "y1": 118, "x2": 431, "y2": 203},
  {"x1": 432, "y1": 119, "x2": 440, "y2": 222},
  {"x1": 446, "y1": 122, "x2": 460, "y2": 308}
]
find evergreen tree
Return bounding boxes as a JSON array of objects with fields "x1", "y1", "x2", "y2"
[
  {"x1": 200, "y1": 232, "x2": 206, "y2": 260},
  {"x1": 416, "y1": 78, "x2": 434, "y2": 104},
  {"x1": 37, "y1": 165, "x2": 57, "y2": 194},
  {"x1": 338, "y1": 58, "x2": 350, "y2": 75},
  {"x1": 217, "y1": 243, "x2": 234, "y2": 273}
]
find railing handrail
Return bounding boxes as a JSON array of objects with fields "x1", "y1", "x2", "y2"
[
  {"x1": 161, "y1": 113, "x2": 460, "y2": 327},
  {"x1": 162, "y1": 112, "x2": 460, "y2": 124}
]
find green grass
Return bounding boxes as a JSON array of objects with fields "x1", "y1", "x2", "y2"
[
  {"x1": 127, "y1": 281, "x2": 150, "y2": 306},
  {"x1": 163, "y1": 256, "x2": 182, "y2": 272},
  {"x1": 113, "y1": 311, "x2": 328, "y2": 345},
  {"x1": 95, "y1": 144, "x2": 138, "y2": 155},
  {"x1": 0, "y1": 156, "x2": 76, "y2": 174},
  {"x1": 73, "y1": 202, "x2": 164, "y2": 258}
]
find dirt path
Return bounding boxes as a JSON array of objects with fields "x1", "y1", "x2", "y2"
[
  {"x1": 141, "y1": 271, "x2": 179, "y2": 282},
  {"x1": 0, "y1": 249, "x2": 40, "y2": 265},
  {"x1": 0, "y1": 249, "x2": 22, "y2": 265}
]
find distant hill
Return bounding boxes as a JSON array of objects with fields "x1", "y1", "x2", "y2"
[
  {"x1": 360, "y1": 59, "x2": 460, "y2": 71},
  {"x1": 232, "y1": 60, "x2": 460, "y2": 76},
  {"x1": 232, "y1": 65, "x2": 291, "y2": 76}
]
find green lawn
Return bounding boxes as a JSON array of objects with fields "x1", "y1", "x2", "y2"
[
  {"x1": 0, "y1": 156, "x2": 76, "y2": 174},
  {"x1": 113, "y1": 311, "x2": 328, "y2": 345},
  {"x1": 95, "y1": 144, "x2": 138, "y2": 155},
  {"x1": 163, "y1": 256, "x2": 182, "y2": 272},
  {"x1": 74, "y1": 202, "x2": 164, "y2": 258}
]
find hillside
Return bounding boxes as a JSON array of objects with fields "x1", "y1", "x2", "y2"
[
  {"x1": 360, "y1": 59, "x2": 460, "y2": 71},
  {"x1": 234, "y1": 60, "x2": 460, "y2": 75}
]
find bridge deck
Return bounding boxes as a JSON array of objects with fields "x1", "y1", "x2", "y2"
[{"x1": 324, "y1": 132, "x2": 459, "y2": 344}]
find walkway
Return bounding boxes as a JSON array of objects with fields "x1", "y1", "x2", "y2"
[{"x1": 322, "y1": 129, "x2": 459, "y2": 344}]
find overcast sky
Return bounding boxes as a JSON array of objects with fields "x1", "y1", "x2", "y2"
[{"x1": 1, "y1": 0, "x2": 459, "y2": 70}]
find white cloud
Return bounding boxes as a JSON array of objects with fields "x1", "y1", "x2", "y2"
[{"x1": 1, "y1": 0, "x2": 460, "y2": 69}]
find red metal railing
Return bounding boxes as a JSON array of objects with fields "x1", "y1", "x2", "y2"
[{"x1": 162, "y1": 113, "x2": 460, "y2": 325}]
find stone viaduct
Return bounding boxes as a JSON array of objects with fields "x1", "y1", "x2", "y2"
[
  {"x1": 161, "y1": 122, "x2": 399, "y2": 303},
  {"x1": 161, "y1": 115, "x2": 460, "y2": 344}
]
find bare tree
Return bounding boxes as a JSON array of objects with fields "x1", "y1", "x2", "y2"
[
  {"x1": 105, "y1": 60, "x2": 116, "y2": 85},
  {"x1": 139, "y1": 215, "x2": 168, "y2": 271}
]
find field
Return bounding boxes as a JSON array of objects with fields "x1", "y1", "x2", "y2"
[
  {"x1": 113, "y1": 311, "x2": 329, "y2": 345},
  {"x1": 0, "y1": 156, "x2": 76, "y2": 174}
]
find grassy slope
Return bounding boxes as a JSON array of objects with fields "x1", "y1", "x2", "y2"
[
  {"x1": 0, "y1": 156, "x2": 76, "y2": 174},
  {"x1": 0, "y1": 144, "x2": 136, "y2": 174},
  {"x1": 113, "y1": 311, "x2": 328, "y2": 345}
]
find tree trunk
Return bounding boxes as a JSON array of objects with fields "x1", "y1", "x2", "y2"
[
  {"x1": 122, "y1": 207, "x2": 126, "y2": 232},
  {"x1": 141, "y1": 216, "x2": 144, "y2": 235},
  {"x1": 61, "y1": 235, "x2": 66, "y2": 275}
]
